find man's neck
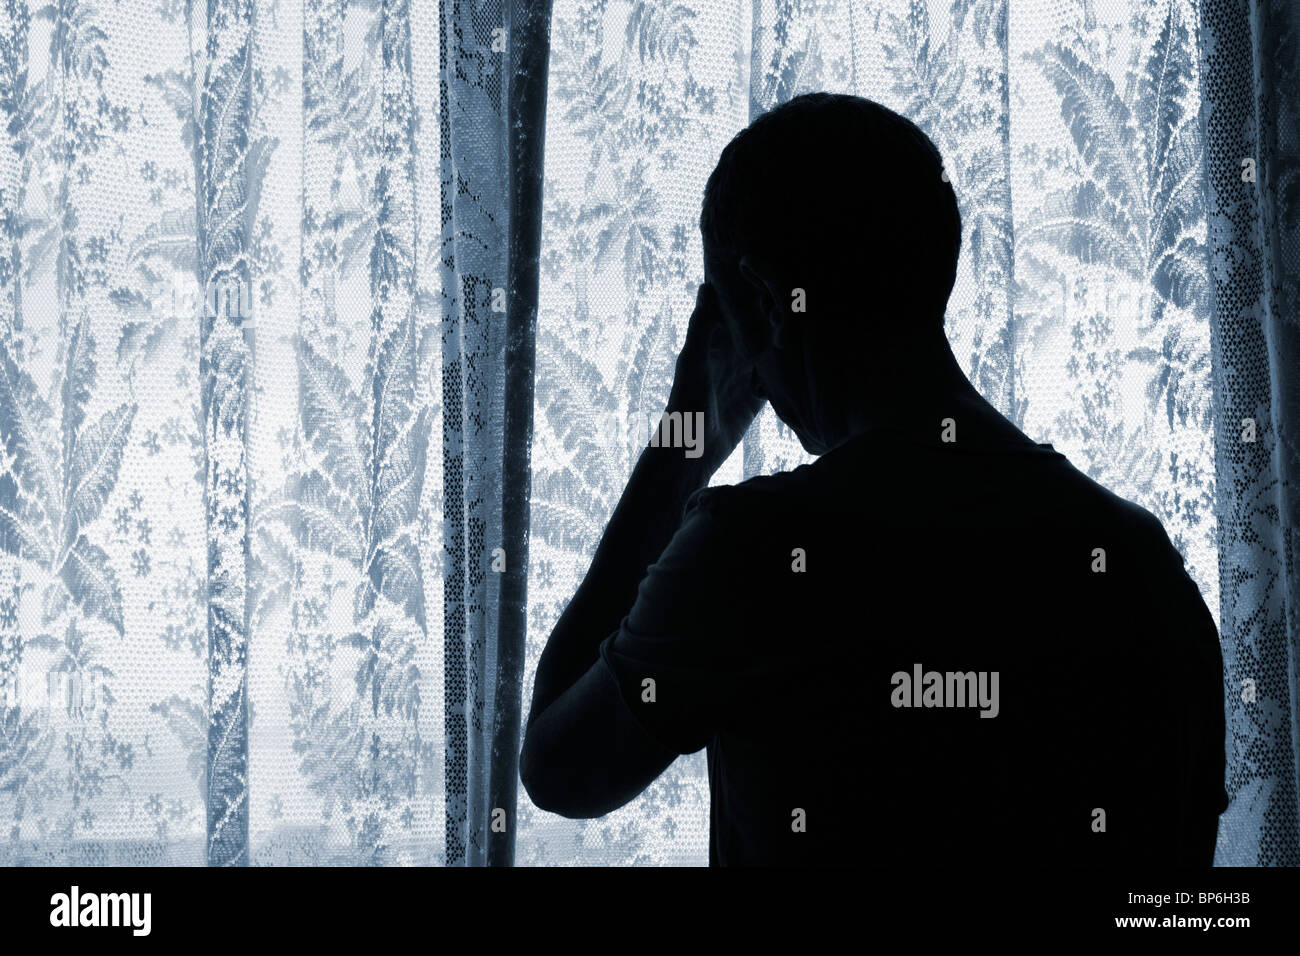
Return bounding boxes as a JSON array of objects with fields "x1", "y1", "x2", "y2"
[{"x1": 829, "y1": 347, "x2": 1029, "y2": 451}]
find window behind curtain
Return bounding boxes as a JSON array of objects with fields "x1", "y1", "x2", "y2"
[{"x1": 520, "y1": 0, "x2": 1214, "y2": 866}]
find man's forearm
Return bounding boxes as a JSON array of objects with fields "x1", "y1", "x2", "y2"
[{"x1": 527, "y1": 441, "x2": 710, "y2": 724}]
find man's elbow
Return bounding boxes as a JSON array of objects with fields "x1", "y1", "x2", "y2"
[
  {"x1": 517, "y1": 733, "x2": 551, "y2": 811},
  {"x1": 519, "y1": 728, "x2": 578, "y2": 818},
  {"x1": 520, "y1": 729, "x2": 616, "y2": 819}
]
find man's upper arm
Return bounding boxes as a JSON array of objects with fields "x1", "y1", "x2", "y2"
[
  {"x1": 1135, "y1": 511, "x2": 1228, "y2": 861},
  {"x1": 520, "y1": 489, "x2": 744, "y2": 818},
  {"x1": 519, "y1": 655, "x2": 679, "y2": 818}
]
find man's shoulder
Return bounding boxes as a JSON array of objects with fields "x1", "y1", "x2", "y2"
[
  {"x1": 682, "y1": 462, "x2": 821, "y2": 536},
  {"x1": 684, "y1": 438, "x2": 1185, "y2": 564},
  {"x1": 1042, "y1": 458, "x2": 1183, "y2": 555},
  {"x1": 687, "y1": 466, "x2": 807, "y2": 506}
]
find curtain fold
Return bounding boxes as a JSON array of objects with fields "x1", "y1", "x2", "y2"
[
  {"x1": 0, "y1": 0, "x2": 549, "y2": 866},
  {"x1": 438, "y1": 0, "x2": 551, "y2": 869},
  {"x1": 200, "y1": 0, "x2": 256, "y2": 870},
  {"x1": 488, "y1": 0, "x2": 552, "y2": 869},
  {"x1": 439, "y1": 0, "x2": 496, "y2": 870},
  {"x1": 1199, "y1": 0, "x2": 1300, "y2": 866}
]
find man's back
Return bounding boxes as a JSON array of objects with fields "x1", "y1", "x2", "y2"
[{"x1": 601, "y1": 426, "x2": 1228, "y2": 865}]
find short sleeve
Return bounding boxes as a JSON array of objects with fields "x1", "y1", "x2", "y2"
[
  {"x1": 1138, "y1": 515, "x2": 1230, "y2": 831},
  {"x1": 598, "y1": 488, "x2": 746, "y2": 755}
]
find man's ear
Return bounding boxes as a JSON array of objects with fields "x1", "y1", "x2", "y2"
[{"x1": 737, "y1": 254, "x2": 789, "y2": 349}]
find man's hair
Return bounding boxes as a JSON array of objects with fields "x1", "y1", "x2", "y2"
[{"x1": 700, "y1": 92, "x2": 962, "y2": 337}]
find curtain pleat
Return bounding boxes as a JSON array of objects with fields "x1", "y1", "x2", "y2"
[
  {"x1": 487, "y1": 0, "x2": 552, "y2": 869},
  {"x1": 438, "y1": 0, "x2": 550, "y2": 867},
  {"x1": 439, "y1": 0, "x2": 506, "y2": 869},
  {"x1": 1199, "y1": 0, "x2": 1300, "y2": 865},
  {"x1": 200, "y1": 0, "x2": 256, "y2": 868}
]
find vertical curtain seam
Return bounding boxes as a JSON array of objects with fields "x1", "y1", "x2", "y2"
[{"x1": 486, "y1": 0, "x2": 553, "y2": 868}]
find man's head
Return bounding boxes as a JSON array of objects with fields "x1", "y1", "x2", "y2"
[{"x1": 700, "y1": 93, "x2": 963, "y2": 452}]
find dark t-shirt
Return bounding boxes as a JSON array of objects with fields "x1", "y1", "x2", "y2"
[{"x1": 598, "y1": 426, "x2": 1229, "y2": 866}]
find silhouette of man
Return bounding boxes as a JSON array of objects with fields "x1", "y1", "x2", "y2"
[{"x1": 520, "y1": 92, "x2": 1228, "y2": 866}]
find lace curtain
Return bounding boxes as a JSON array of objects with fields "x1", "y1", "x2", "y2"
[
  {"x1": 1, "y1": 0, "x2": 1295, "y2": 868},
  {"x1": 519, "y1": 0, "x2": 1297, "y2": 866},
  {"x1": 1200, "y1": 0, "x2": 1299, "y2": 866},
  {"x1": 1, "y1": 0, "x2": 549, "y2": 865}
]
